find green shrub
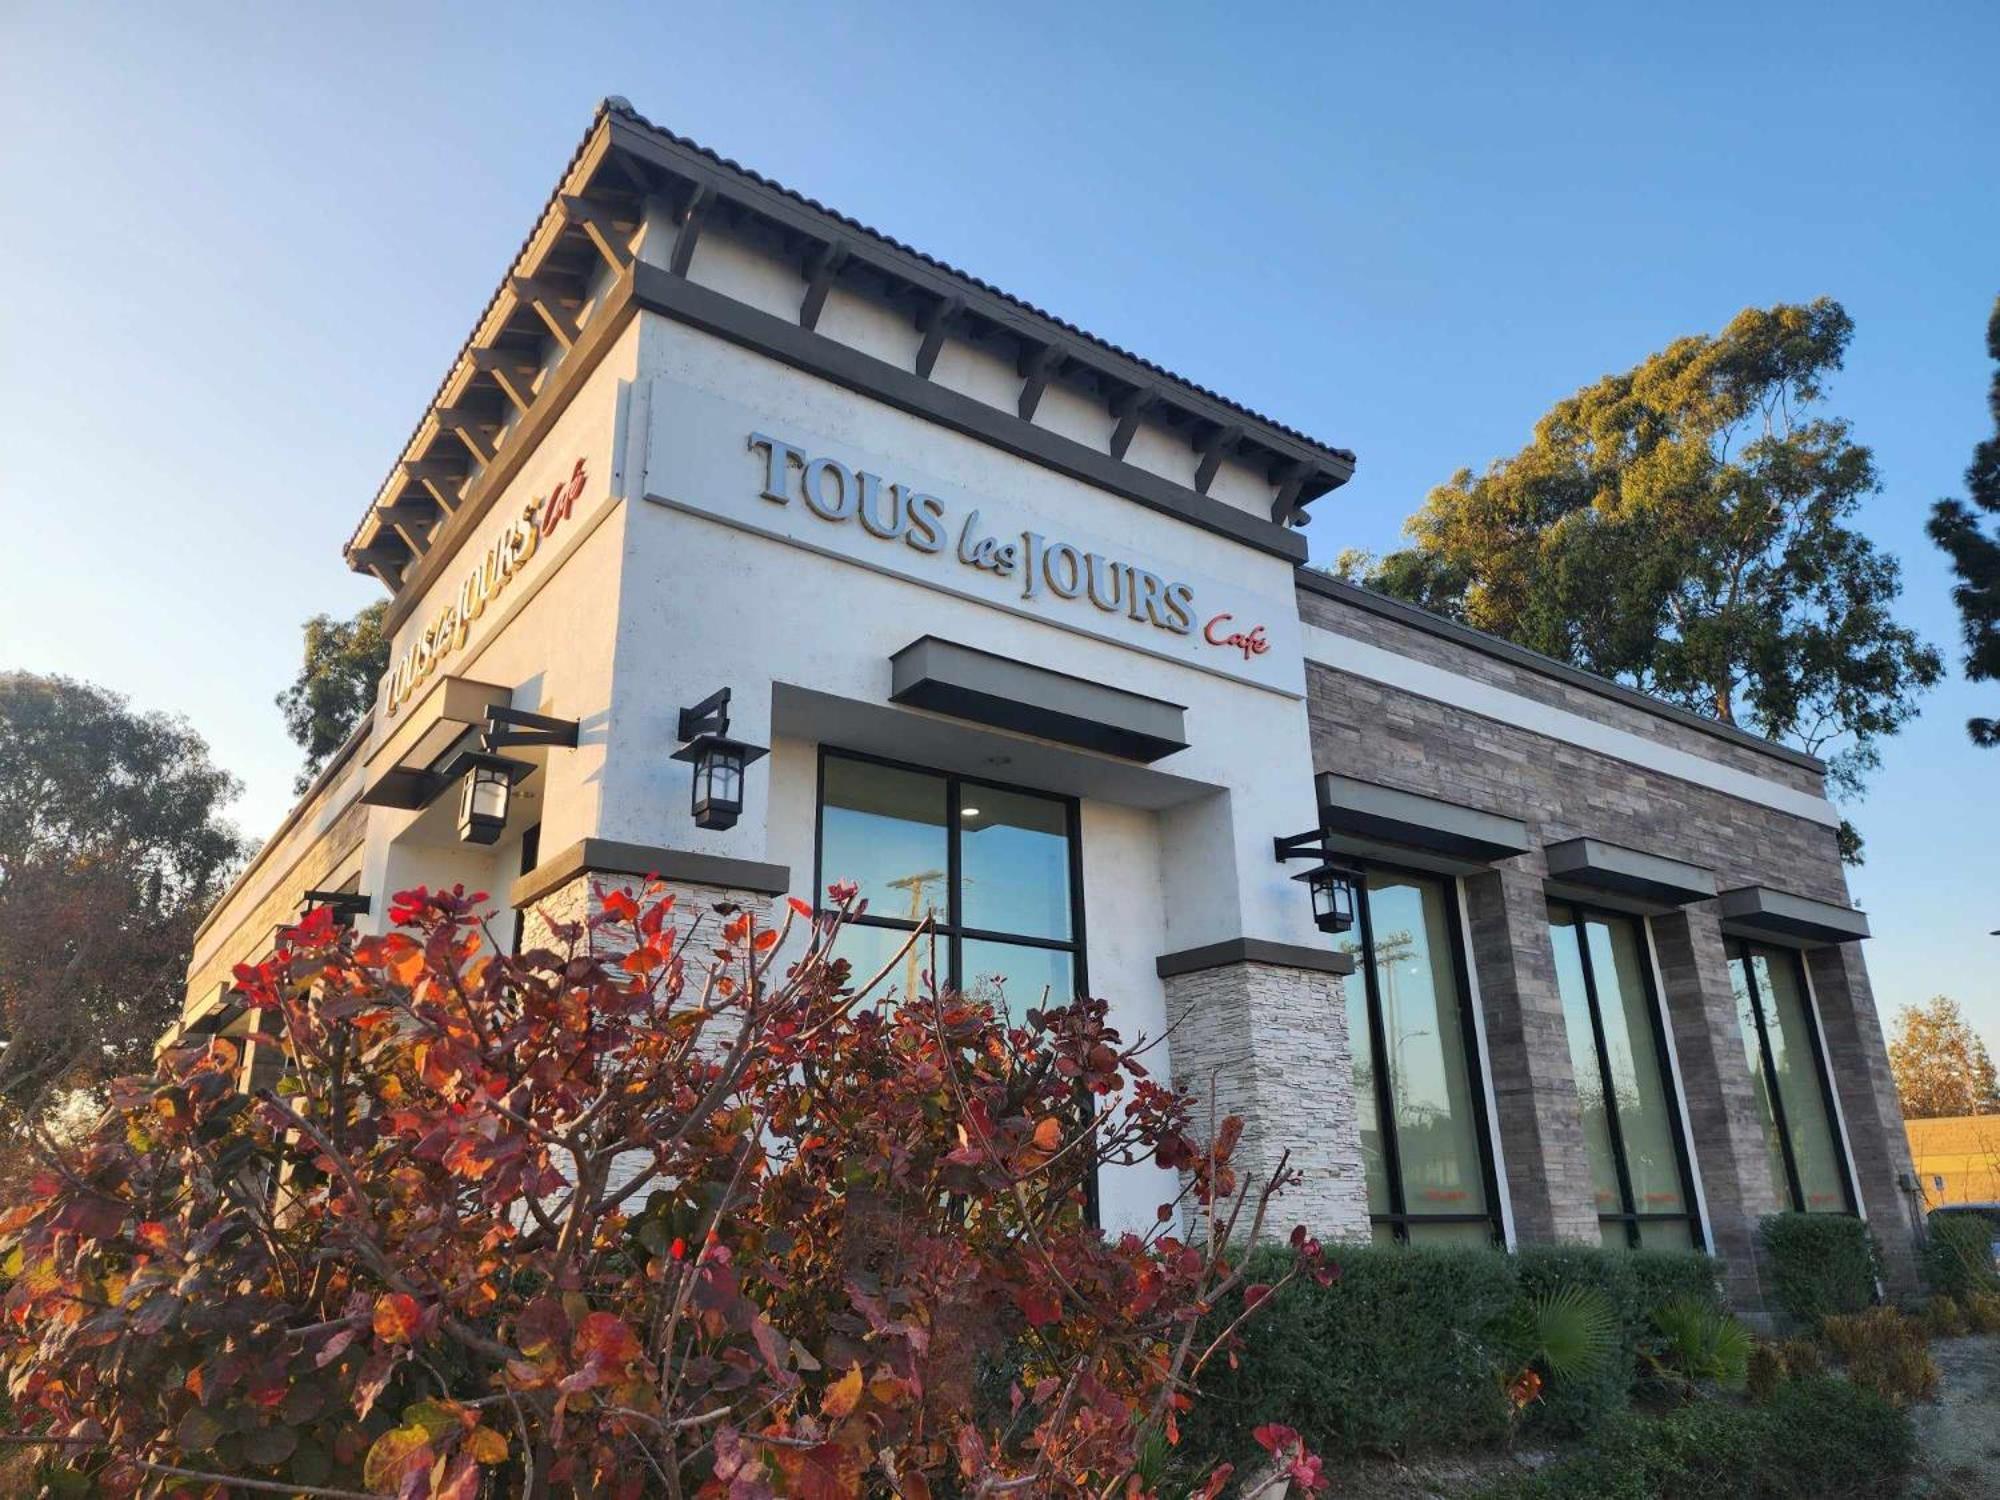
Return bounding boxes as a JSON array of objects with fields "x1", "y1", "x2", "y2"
[
  {"x1": 1510, "y1": 1246, "x2": 1641, "y2": 1437},
  {"x1": 1922, "y1": 1212, "x2": 2000, "y2": 1301},
  {"x1": 1628, "y1": 1248, "x2": 1725, "y2": 1315},
  {"x1": 1181, "y1": 1244, "x2": 1516, "y2": 1462},
  {"x1": 1745, "y1": 1342, "x2": 1786, "y2": 1403},
  {"x1": 1920, "y1": 1292, "x2": 1967, "y2": 1338},
  {"x1": 1760, "y1": 1213, "x2": 1879, "y2": 1327},
  {"x1": 1968, "y1": 1288, "x2": 2000, "y2": 1334},
  {"x1": 1475, "y1": 1377, "x2": 1913, "y2": 1500},
  {"x1": 1649, "y1": 1295, "x2": 1751, "y2": 1392},
  {"x1": 1762, "y1": 1376, "x2": 1915, "y2": 1498}
]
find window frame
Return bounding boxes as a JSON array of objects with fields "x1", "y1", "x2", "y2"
[
  {"x1": 1350, "y1": 860, "x2": 1503, "y2": 1245},
  {"x1": 812, "y1": 746, "x2": 1089, "y2": 1005},
  {"x1": 1547, "y1": 899, "x2": 1705, "y2": 1250},
  {"x1": 1727, "y1": 938, "x2": 1858, "y2": 1217}
]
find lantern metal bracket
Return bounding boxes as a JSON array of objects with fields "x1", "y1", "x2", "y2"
[
  {"x1": 302, "y1": 890, "x2": 371, "y2": 921},
  {"x1": 483, "y1": 706, "x2": 580, "y2": 751},
  {"x1": 677, "y1": 687, "x2": 733, "y2": 741},
  {"x1": 1273, "y1": 828, "x2": 1331, "y2": 864}
]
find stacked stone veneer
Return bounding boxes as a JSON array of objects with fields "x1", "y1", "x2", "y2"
[
  {"x1": 517, "y1": 871, "x2": 777, "y2": 962},
  {"x1": 1298, "y1": 581, "x2": 1920, "y2": 1306},
  {"x1": 1162, "y1": 959, "x2": 1371, "y2": 1242}
]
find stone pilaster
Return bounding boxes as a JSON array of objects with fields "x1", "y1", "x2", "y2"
[
  {"x1": 1461, "y1": 862, "x2": 1600, "y2": 1245},
  {"x1": 1649, "y1": 905, "x2": 1784, "y2": 1315},
  {"x1": 516, "y1": 869, "x2": 775, "y2": 960},
  {"x1": 1803, "y1": 944, "x2": 1924, "y2": 1294},
  {"x1": 1161, "y1": 957, "x2": 1371, "y2": 1242}
]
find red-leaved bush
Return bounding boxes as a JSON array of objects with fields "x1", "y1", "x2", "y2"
[{"x1": 0, "y1": 881, "x2": 1330, "y2": 1497}]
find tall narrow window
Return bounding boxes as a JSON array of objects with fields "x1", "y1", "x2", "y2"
[
  {"x1": 1728, "y1": 941, "x2": 1855, "y2": 1215},
  {"x1": 1547, "y1": 903, "x2": 1702, "y2": 1250},
  {"x1": 1344, "y1": 866, "x2": 1499, "y2": 1245},
  {"x1": 815, "y1": 749, "x2": 1085, "y2": 1009}
]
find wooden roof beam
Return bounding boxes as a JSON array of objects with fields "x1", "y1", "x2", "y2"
[
  {"x1": 1194, "y1": 424, "x2": 1242, "y2": 496},
  {"x1": 1017, "y1": 342, "x2": 1064, "y2": 422},
  {"x1": 1270, "y1": 460, "x2": 1313, "y2": 527},
  {"x1": 509, "y1": 276, "x2": 582, "y2": 350},
  {"x1": 1108, "y1": 385, "x2": 1156, "y2": 462},
  {"x1": 798, "y1": 239, "x2": 850, "y2": 331},
  {"x1": 469, "y1": 346, "x2": 543, "y2": 416},
  {"x1": 400, "y1": 458, "x2": 468, "y2": 515},
  {"x1": 668, "y1": 183, "x2": 712, "y2": 277},
  {"x1": 437, "y1": 411, "x2": 498, "y2": 467},
  {"x1": 559, "y1": 193, "x2": 635, "y2": 273},
  {"x1": 349, "y1": 543, "x2": 408, "y2": 589},
  {"x1": 913, "y1": 294, "x2": 962, "y2": 380}
]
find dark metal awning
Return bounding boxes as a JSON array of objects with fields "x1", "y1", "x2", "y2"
[
  {"x1": 1315, "y1": 774, "x2": 1530, "y2": 864},
  {"x1": 889, "y1": 637, "x2": 1188, "y2": 763},
  {"x1": 1717, "y1": 886, "x2": 1870, "y2": 947},
  {"x1": 1544, "y1": 838, "x2": 1716, "y2": 908}
]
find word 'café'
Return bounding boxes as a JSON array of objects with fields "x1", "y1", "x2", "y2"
[{"x1": 181, "y1": 98, "x2": 1921, "y2": 1318}]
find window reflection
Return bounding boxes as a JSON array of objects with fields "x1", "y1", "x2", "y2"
[
  {"x1": 1548, "y1": 902, "x2": 1696, "y2": 1249},
  {"x1": 820, "y1": 757, "x2": 947, "y2": 920},
  {"x1": 960, "y1": 786, "x2": 1072, "y2": 941},
  {"x1": 1348, "y1": 868, "x2": 1494, "y2": 1242},
  {"x1": 1729, "y1": 942, "x2": 1852, "y2": 1215}
]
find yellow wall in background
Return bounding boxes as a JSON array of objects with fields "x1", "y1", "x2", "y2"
[{"x1": 1909, "y1": 1115, "x2": 2000, "y2": 1206}]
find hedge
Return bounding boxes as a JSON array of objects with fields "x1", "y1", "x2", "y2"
[
  {"x1": 1922, "y1": 1211, "x2": 2000, "y2": 1302},
  {"x1": 1759, "y1": 1213, "x2": 1880, "y2": 1328},
  {"x1": 1180, "y1": 1242, "x2": 1724, "y2": 1464},
  {"x1": 1474, "y1": 1376, "x2": 1914, "y2": 1500}
]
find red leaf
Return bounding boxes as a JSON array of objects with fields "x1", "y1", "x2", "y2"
[
  {"x1": 573, "y1": 1311, "x2": 642, "y2": 1371},
  {"x1": 372, "y1": 1292, "x2": 422, "y2": 1345}
]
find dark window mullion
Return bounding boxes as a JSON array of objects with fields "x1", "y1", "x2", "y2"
[
  {"x1": 1437, "y1": 877, "x2": 1502, "y2": 1247},
  {"x1": 1571, "y1": 909, "x2": 1641, "y2": 1248},
  {"x1": 945, "y1": 771, "x2": 963, "y2": 995}
]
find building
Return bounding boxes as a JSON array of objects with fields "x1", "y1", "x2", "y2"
[
  {"x1": 1908, "y1": 1115, "x2": 2000, "y2": 1206},
  {"x1": 179, "y1": 99, "x2": 1922, "y2": 1313}
]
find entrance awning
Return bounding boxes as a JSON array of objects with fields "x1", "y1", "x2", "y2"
[
  {"x1": 889, "y1": 636, "x2": 1188, "y2": 763},
  {"x1": 361, "y1": 676, "x2": 513, "y2": 809}
]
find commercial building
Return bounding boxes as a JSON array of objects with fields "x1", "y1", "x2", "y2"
[{"x1": 180, "y1": 99, "x2": 1922, "y2": 1313}]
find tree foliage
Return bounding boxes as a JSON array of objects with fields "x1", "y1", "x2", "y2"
[
  {"x1": 1888, "y1": 995, "x2": 2000, "y2": 1120},
  {"x1": 1926, "y1": 294, "x2": 2000, "y2": 748},
  {"x1": 0, "y1": 882, "x2": 1331, "y2": 1497},
  {"x1": 1348, "y1": 299, "x2": 1940, "y2": 855},
  {"x1": 0, "y1": 673, "x2": 243, "y2": 1116},
  {"x1": 276, "y1": 601, "x2": 390, "y2": 793}
]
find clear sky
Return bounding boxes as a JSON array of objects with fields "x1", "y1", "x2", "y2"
[{"x1": 1, "y1": 2, "x2": 1994, "y2": 1051}]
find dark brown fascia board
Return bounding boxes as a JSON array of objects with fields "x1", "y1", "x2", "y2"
[
  {"x1": 1716, "y1": 885, "x2": 1870, "y2": 947},
  {"x1": 375, "y1": 271, "x2": 641, "y2": 633},
  {"x1": 1543, "y1": 837, "x2": 1716, "y2": 908},
  {"x1": 1294, "y1": 571, "x2": 1827, "y2": 776},
  {"x1": 1156, "y1": 937, "x2": 1356, "y2": 979},
  {"x1": 633, "y1": 262, "x2": 1307, "y2": 562},
  {"x1": 605, "y1": 113, "x2": 1356, "y2": 501},
  {"x1": 512, "y1": 837, "x2": 791, "y2": 910}
]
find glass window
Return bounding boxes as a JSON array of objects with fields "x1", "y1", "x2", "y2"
[
  {"x1": 816, "y1": 750, "x2": 1082, "y2": 1013},
  {"x1": 1729, "y1": 941, "x2": 1853, "y2": 1215},
  {"x1": 1345, "y1": 867, "x2": 1498, "y2": 1244},
  {"x1": 1547, "y1": 902, "x2": 1701, "y2": 1250}
]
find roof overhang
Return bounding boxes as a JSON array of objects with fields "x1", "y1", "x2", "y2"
[
  {"x1": 890, "y1": 636, "x2": 1188, "y2": 763},
  {"x1": 1316, "y1": 774, "x2": 1530, "y2": 865},
  {"x1": 1544, "y1": 838, "x2": 1716, "y2": 910},
  {"x1": 1717, "y1": 886, "x2": 1870, "y2": 947}
]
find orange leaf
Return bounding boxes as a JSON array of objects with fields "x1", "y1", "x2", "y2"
[
  {"x1": 573, "y1": 1311, "x2": 642, "y2": 1370},
  {"x1": 753, "y1": 928, "x2": 781, "y2": 953},
  {"x1": 465, "y1": 1425, "x2": 510, "y2": 1464},
  {"x1": 787, "y1": 896, "x2": 814, "y2": 919},
  {"x1": 1032, "y1": 1117, "x2": 1063, "y2": 1152},
  {"x1": 372, "y1": 1292, "x2": 422, "y2": 1344},
  {"x1": 821, "y1": 1363, "x2": 864, "y2": 1420}
]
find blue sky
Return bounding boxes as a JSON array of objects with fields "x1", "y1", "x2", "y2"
[{"x1": 1, "y1": 2, "x2": 1994, "y2": 1050}]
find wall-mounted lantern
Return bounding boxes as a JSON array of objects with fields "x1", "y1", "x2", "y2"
[
  {"x1": 671, "y1": 688, "x2": 768, "y2": 831},
  {"x1": 442, "y1": 750, "x2": 533, "y2": 845},
  {"x1": 301, "y1": 890, "x2": 372, "y2": 928},
  {"x1": 1274, "y1": 828, "x2": 1360, "y2": 935}
]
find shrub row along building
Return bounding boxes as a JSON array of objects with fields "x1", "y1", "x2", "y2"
[{"x1": 179, "y1": 99, "x2": 1923, "y2": 1313}]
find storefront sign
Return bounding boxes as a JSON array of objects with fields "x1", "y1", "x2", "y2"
[
  {"x1": 383, "y1": 459, "x2": 588, "y2": 715},
  {"x1": 749, "y1": 433, "x2": 1203, "y2": 636}
]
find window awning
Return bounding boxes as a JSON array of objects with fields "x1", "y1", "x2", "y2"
[
  {"x1": 1717, "y1": 885, "x2": 1870, "y2": 947},
  {"x1": 1544, "y1": 837, "x2": 1716, "y2": 908},
  {"x1": 889, "y1": 636, "x2": 1188, "y2": 763},
  {"x1": 1315, "y1": 774, "x2": 1530, "y2": 864},
  {"x1": 361, "y1": 675, "x2": 513, "y2": 809}
]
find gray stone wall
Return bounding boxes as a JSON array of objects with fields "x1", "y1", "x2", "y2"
[
  {"x1": 517, "y1": 869, "x2": 775, "y2": 959},
  {"x1": 1162, "y1": 959, "x2": 1372, "y2": 1242},
  {"x1": 1299, "y1": 587, "x2": 1915, "y2": 1318}
]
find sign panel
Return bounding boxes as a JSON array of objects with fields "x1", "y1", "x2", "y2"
[{"x1": 642, "y1": 380, "x2": 1303, "y2": 694}]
